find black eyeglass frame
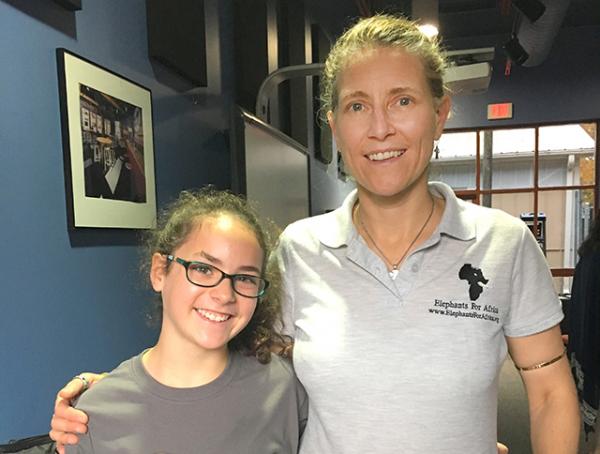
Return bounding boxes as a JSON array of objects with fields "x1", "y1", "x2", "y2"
[{"x1": 165, "y1": 255, "x2": 269, "y2": 298}]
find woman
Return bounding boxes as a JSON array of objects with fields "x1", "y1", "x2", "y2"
[{"x1": 51, "y1": 14, "x2": 578, "y2": 454}]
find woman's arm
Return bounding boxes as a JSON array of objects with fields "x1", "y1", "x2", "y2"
[
  {"x1": 49, "y1": 373, "x2": 105, "y2": 454},
  {"x1": 507, "y1": 324, "x2": 580, "y2": 453}
]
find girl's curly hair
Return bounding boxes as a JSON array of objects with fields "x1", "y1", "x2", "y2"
[{"x1": 141, "y1": 187, "x2": 288, "y2": 364}]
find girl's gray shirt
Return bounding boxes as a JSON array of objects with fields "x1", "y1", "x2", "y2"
[{"x1": 66, "y1": 350, "x2": 307, "y2": 454}]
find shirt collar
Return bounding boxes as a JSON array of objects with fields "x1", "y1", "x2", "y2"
[
  {"x1": 429, "y1": 181, "x2": 476, "y2": 241},
  {"x1": 317, "y1": 189, "x2": 359, "y2": 248},
  {"x1": 316, "y1": 182, "x2": 476, "y2": 248}
]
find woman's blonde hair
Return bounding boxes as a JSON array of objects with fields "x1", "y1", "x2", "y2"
[{"x1": 321, "y1": 14, "x2": 448, "y2": 115}]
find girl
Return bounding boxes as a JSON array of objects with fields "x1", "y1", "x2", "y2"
[{"x1": 63, "y1": 188, "x2": 306, "y2": 454}]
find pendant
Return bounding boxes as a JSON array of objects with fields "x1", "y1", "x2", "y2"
[{"x1": 389, "y1": 268, "x2": 399, "y2": 280}]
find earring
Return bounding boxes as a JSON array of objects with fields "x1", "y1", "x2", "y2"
[{"x1": 433, "y1": 141, "x2": 440, "y2": 159}]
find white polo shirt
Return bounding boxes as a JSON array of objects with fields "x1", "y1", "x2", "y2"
[{"x1": 277, "y1": 181, "x2": 563, "y2": 454}]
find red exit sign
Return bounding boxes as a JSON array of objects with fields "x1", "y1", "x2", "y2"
[{"x1": 487, "y1": 102, "x2": 513, "y2": 120}]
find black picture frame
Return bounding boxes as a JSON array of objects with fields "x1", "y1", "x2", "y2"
[{"x1": 56, "y1": 49, "x2": 157, "y2": 229}]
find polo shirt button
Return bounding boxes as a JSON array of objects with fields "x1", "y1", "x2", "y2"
[{"x1": 411, "y1": 264, "x2": 419, "y2": 272}]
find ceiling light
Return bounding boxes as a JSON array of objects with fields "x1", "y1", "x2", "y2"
[
  {"x1": 418, "y1": 23, "x2": 439, "y2": 38},
  {"x1": 412, "y1": 0, "x2": 439, "y2": 37}
]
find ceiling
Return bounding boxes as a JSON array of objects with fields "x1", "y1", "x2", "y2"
[{"x1": 304, "y1": 0, "x2": 600, "y2": 50}]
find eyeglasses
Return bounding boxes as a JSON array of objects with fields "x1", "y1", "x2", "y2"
[{"x1": 166, "y1": 255, "x2": 269, "y2": 298}]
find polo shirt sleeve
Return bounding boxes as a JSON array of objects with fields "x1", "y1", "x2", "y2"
[
  {"x1": 273, "y1": 232, "x2": 296, "y2": 339},
  {"x1": 503, "y1": 223, "x2": 564, "y2": 337}
]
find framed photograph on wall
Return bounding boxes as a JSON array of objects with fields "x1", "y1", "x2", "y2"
[{"x1": 57, "y1": 48, "x2": 156, "y2": 229}]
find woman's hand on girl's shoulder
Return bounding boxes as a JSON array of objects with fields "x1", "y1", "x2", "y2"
[{"x1": 49, "y1": 372, "x2": 105, "y2": 454}]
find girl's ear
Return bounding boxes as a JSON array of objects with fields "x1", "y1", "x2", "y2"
[{"x1": 150, "y1": 253, "x2": 167, "y2": 292}]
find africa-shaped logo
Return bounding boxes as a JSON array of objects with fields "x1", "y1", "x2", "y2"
[{"x1": 459, "y1": 264, "x2": 488, "y2": 301}]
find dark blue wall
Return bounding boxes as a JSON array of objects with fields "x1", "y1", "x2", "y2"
[
  {"x1": 446, "y1": 25, "x2": 600, "y2": 129},
  {"x1": 0, "y1": 0, "x2": 233, "y2": 441}
]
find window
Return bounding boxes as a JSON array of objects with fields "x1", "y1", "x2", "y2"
[{"x1": 432, "y1": 121, "x2": 598, "y2": 293}]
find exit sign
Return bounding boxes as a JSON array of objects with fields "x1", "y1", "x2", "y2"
[{"x1": 487, "y1": 103, "x2": 513, "y2": 120}]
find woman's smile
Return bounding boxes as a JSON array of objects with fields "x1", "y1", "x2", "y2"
[{"x1": 365, "y1": 149, "x2": 407, "y2": 161}]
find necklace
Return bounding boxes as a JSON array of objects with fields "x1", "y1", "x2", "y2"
[{"x1": 357, "y1": 195, "x2": 435, "y2": 280}]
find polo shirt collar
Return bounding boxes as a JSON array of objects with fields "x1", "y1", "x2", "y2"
[
  {"x1": 316, "y1": 181, "x2": 476, "y2": 249},
  {"x1": 317, "y1": 189, "x2": 359, "y2": 248},
  {"x1": 429, "y1": 181, "x2": 476, "y2": 241}
]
